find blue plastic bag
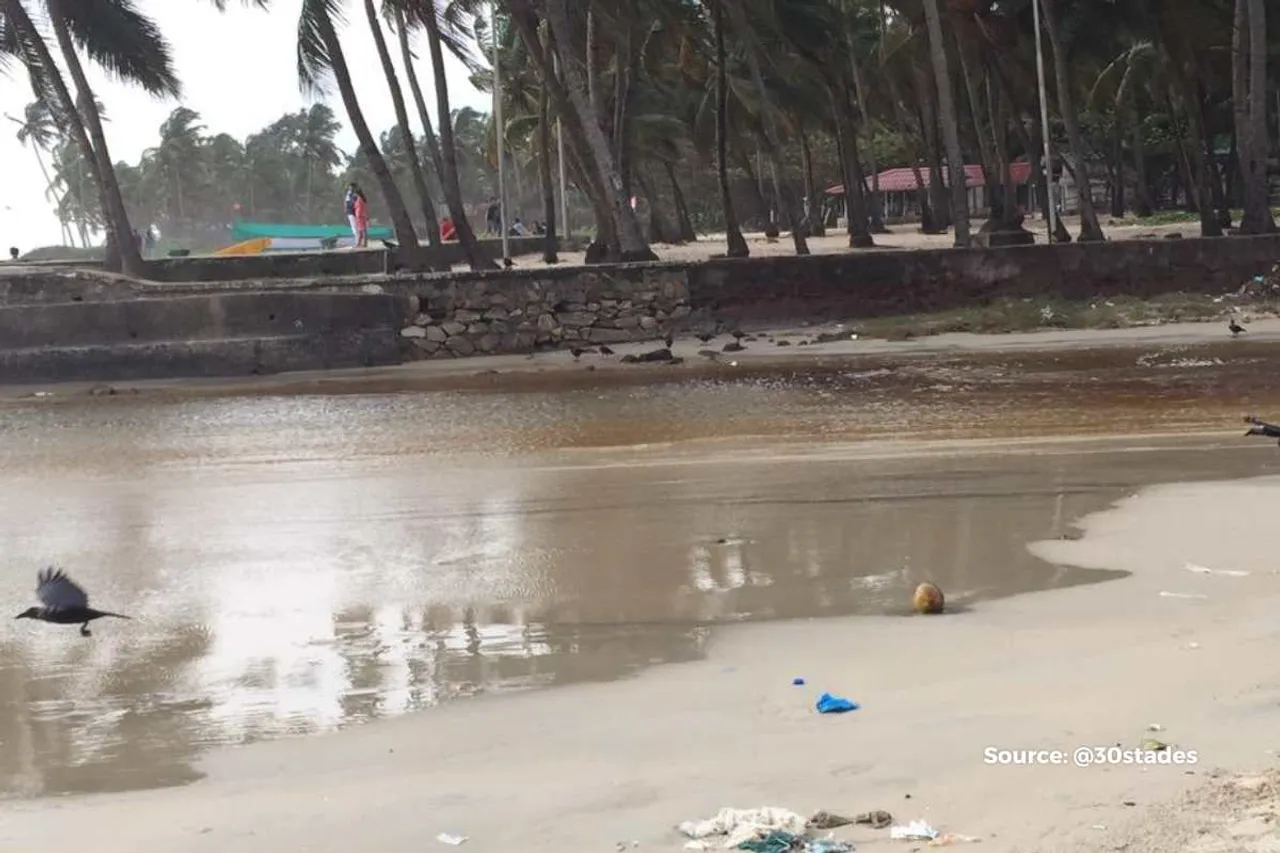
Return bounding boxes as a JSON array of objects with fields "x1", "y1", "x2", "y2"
[{"x1": 815, "y1": 692, "x2": 860, "y2": 714}]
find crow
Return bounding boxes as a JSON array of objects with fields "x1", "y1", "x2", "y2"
[
  {"x1": 730, "y1": 329, "x2": 746, "y2": 341},
  {"x1": 15, "y1": 568, "x2": 130, "y2": 637},
  {"x1": 1243, "y1": 415, "x2": 1280, "y2": 445},
  {"x1": 570, "y1": 347, "x2": 589, "y2": 360},
  {"x1": 598, "y1": 345, "x2": 615, "y2": 356},
  {"x1": 1230, "y1": 317, "x2": 1246, "y2": 336},
  {"x1": 696, "y1": 333, "x2": 715, "y2": 343},
  {"x1": 663, "y1": 333, "x2": 675, "y2": 349}
]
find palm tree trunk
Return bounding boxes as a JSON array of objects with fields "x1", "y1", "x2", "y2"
[
  {"x1": 420, "y1": 0, "x2": 492, "y2": 270},
  {"x1": 712, "y1": 0, "x2": 748, "y2": 257},
  {"x1": 920, "y1": 0, "x2": 970, "y2": 247},
  {"x1": 314, "y1": 4, "x2": 423, "y2": 264},
  {"x1": 721, "y1": 0, "x2": 808, "y2": 254},
  {"x1": 1039, "y1": 0, "x2": 1104, "y2": 241},
  {"x1": 365, "y1": 0, "x2": 441, "y2": 251},
  {"x1": 543, "y1": 0, "x2": 655, "y2": 260},
  {"x1": 1240, "y1": 0, "x2": 1274, "y2": 231},
  {"x1": 36, "y1": 0, "x2": 144, "y2": 276},
  {"x1": 396, "y1": 12, "x2": 446, "y2": 192},
  {"x1": 1131, "y1": 113, "x2": 1153, "y2": 217},
  {"x1": 798, "y1": 124, "x2": 825, "y2": 237},
  {"x1": 504, "y1": 0, "x2": 618, "y2": 258},
  {"x1": 537, "y1": 33, "x2": 559, "y2": 264},
  {"x1": 665, "y1": 161, "x2": 697, "y2": 242}
]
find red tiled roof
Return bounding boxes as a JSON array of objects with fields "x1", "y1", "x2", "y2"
[{"x1": 824, "y1": 161, "x2": 1033, "y2": 195}]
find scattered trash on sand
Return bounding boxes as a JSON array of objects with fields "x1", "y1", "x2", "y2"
[
  {"x1": 1159, "y1": 591, "x2": 1208, "y2": 600},
  {"x1": 680, "y1": 808, "x2": 861, "y2": 853},
  {"x1": 815, "y1": 693, "x2": 860, "y2": 714},
  {"x1": 1185, "y1": 641, "x2": 1201, "y2": 650},
  {"x1": 1141, "y1": 737, "x2": 1168, "y2": 752},
  {"x1": 806, "y1": 811, "x2": 853, "y2": 830},
  {"x1": 792, "y1": 677, "x2": 806, "y2": 686},
  {"x1": 890, "y1": 820, "x2": 939, "y2": 840},
  {"x1": 853, "y1": 810, "x2": 894, "y2": 829},
  {"x1": 435, "y1": 833, "x2": 468, "y2": 845},
  {"x1": 1148, "y1": 723, "x2": 1165, "y2": 732},
  {"x1": 1185, "y1": 562, "x2": 1250, "y2": 577},
  {"x1": 928, "y1": 833, "x2": 981, "y2": 846},
  {"x1": 679, "y1": 807, "x2": 807, "y2": 849}
]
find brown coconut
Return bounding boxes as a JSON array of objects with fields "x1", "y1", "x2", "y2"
[{"x1": 912, "y1": 582, "x2": 945, "y2": 615}]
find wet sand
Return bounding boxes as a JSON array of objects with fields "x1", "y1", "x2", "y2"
[
  {"x1": 5, "y1": 461, "x2": 1280, "y2": 852},
  {"x1": 4, "y1": 321, "x2": 1280, "y2": 848}
]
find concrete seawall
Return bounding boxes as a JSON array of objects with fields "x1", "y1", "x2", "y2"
[
  {"x1": 1, "y1": 233, "x2": 1277, "y2": 383},
  {"x1": 390, "y1": 233, "x2": 1280, "y2": 358}
]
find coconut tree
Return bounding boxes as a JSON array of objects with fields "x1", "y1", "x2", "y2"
[
  {"x1": 919, "y1": 0, "x2": 969, "y2": 246},
  {"x1": 298, "y1": 0, "x2": 433, "y2": 266},
  {"x1": 6, "y1": 100, "x2": 75, "y2": 244},
  {"x1": 1, "y1": 0, "x2": 180, "y2": 275},
  {"x1": 363, "y1": 0, "x2": 442, "y2": 247}
]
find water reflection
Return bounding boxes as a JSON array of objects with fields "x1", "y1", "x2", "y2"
[{"x1": 1, "y1": 364, "x2": 1278, "y2": 798}]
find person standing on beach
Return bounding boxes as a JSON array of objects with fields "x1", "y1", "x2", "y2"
[
  {"x1": 344, "y1": 182, "x2": 361, "y2": 244},
  {"x1": 353, "y1": 190, "x2": 369, "y2": 248}
]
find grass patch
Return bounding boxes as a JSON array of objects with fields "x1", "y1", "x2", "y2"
[{"x1": 837, "y1": 292, "x2": 1277, "y2": 342}]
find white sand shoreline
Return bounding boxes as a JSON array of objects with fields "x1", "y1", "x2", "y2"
[{"x1": 6, "y1": 466, "x2": 1280, "y2": 852}]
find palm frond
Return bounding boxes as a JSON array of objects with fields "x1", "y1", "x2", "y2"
[
  {"x1": 297, "y1": 0, "x2": 345, "y2": 96},
  {"x1": 60, "y1": 0, "x2": 181, "y2": 98}
]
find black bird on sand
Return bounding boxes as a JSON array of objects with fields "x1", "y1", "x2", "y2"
[
  {"x1": 696, "y1": 332, "x2": 715, "y2": 343},
  {"x1": 730, "y1": 329, "x2": 746, "y2": 341},
  {"x1": 15, "y1": 568, "x2": 130, "y2": 637},
  {"x1": 598, "y1": 345, "x2": 615, "y2": 356},
  {"x1": 570, "y1": 346, "x2": 589, "y2": 360},
  {"x1": 1230, "y1": 317, "x2": 1246, "y2": 336},
  {"x1": 663, "y1": 333, "x2": 674, "y2": 349},
  {"x1": 1244, "y1": 415, "x2": 1280, "y2": 445}
]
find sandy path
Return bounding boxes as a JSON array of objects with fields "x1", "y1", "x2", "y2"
[
  {"x1": 469, "y1": 216, "x2": 1199, "y2": 269},
  {"x1": 4, "y1": 439, "x2": 1280, "y2": 852}
]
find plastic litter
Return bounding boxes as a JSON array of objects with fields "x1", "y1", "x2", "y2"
[
  {"x1": 679, "y1": 807, "x2": 807, "y2": 849},
  {"x1": 436, "y1": 833, "x2": 468, "y2": 846},
  {"x1": 1185, "y1": 562, "x2": 1250, "y2": 577},
  {"x1": 1147, "y1": 723, "x2": 1165, "y2": 732},
  {"x1": 928, "y1": 833, "x2": 981, "y2": 846},
  {"x1": 1159, "y1": 591, "x2": 1208, "y2": 600},
  {"x1": 792, "y1": 677, "x2": 806, "y2": 686},
  {"x1": 815, "y1": 693, "x2": 860, "y2": 714},
  {"x1": 805, "y1": 839, "x2": 852, "y2": 853},
  {"x1": 890, "y1": 820, "x2": 939, "y2": 841}
]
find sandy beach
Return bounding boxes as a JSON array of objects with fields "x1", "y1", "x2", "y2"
[{"x1": 2, "y1": 432, "x2": 1280, "y2": 852}]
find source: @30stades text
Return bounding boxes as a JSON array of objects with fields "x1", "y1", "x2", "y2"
[{"x1": 982, "y1": 746, "x2": 1199, "y2": 767}]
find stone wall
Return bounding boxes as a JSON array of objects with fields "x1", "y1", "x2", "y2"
[
  {"x1": 396, "y1": 267, "x2": 691, "y2": 358},
  {"x1": 388, "y1": 233, "x2": 1280, "y2": 359}
]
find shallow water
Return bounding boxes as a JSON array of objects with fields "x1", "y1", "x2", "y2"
[{"x1": 3, "y1": 351, "x2": 1279, "y2": 798}]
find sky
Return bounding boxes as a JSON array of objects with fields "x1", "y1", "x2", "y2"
[{"x1": 0, "y1": 0, "x2": 491, "y2": 252}]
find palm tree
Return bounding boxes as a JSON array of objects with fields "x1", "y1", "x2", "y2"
[
  {"x1": 6, "y1": 100, "x2": 74, "y2": 245},
  {"x1": 410, "y1": 0, "x2": 494, "y2": 269},
  {"x1": 1038, "y1": 0, "x2": 1105, "y2": 241},
  {"x1": 542, "y1": 0, "x2": 656, "y2": 260},
  {"x1": 710, "y1": 0, "x2": 748, "y2": 257},
  {"x1": 362, "y1": 0, "x2": 442, "y2": 248},
  {"x1": 2, "y1": 0, "x2": 179, "y2": 276},
  {"x1": 919, "y1": 0, "x2": 968, "y2": 247},
  {"x1": 297, "y1": 0, "x2": 426, "y2": 265},
  {"x1": 1235, "y1": 0, "x2": 1273, "y2": 232}
]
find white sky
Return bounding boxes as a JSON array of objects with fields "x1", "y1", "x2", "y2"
[{"x1": 0, "y1": 0, "x2": 490, "y2": 251}]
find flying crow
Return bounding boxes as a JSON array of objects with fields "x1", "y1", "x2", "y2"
[{"x1": 15, "y1": 568, "x2": 129, "y2": 637}]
